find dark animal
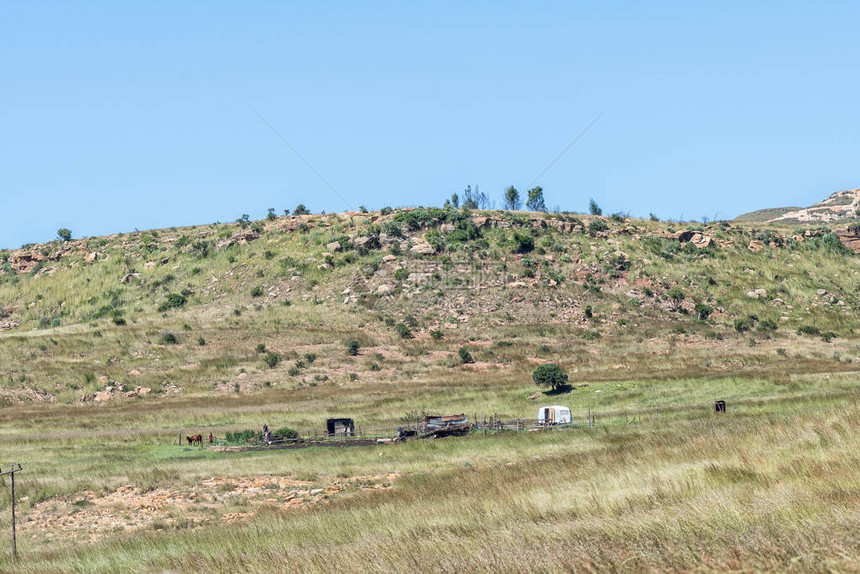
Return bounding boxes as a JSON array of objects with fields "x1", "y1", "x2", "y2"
[{"x1": 186, "y1": 434, "x2": 203, "y2": 446}]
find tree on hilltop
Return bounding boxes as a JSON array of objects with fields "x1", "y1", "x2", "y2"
[
  {"x1": 504, "y1": 186, "x2": 521, "y2": 210},
  {"x1": 526, "y1": 186, "x2": 546, "y2": 212}
]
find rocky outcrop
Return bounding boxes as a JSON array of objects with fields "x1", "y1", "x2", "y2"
[{"x1": 837, "y1": 230, "x2": 860, "y2": 252}]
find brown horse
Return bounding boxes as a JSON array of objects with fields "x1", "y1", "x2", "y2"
[{"x1": 186, "y1": 434, "x2": 203, "y2": 446}]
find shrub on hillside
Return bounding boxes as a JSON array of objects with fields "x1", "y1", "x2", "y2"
[
  {"x1": 797, "y1": 325, "x2": 820, "y2": 336},
  {"x1": 694, "y1": 303, "x2": 713, "y2": 321},
  {"x1": 157, "y1": 293, "x2": 187, "y2": 312},
  {"x1": 263, "y1": 352, "x2": 281, "y2": 369},
  {"x1": 395, "y1": 323, "x2": 413, "y2": 339},
  {"x1": 458, "y1": 347, "x2": 474, "y2": 364},
  {"x1": 587, "y1": 220, "x2": 608, "y2": 236},
  {"x1": 159, "y1": 332, "x2": 178, "y2": 345},
  {"x1": 512, "y1": 231, "x2": 534, "y2": 254},
  {"x1": 347, "y1": 340, "x2": 361, "y2": 356}
]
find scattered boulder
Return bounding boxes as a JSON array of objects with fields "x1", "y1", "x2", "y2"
[
  {"x1": 746, "y1": 289, "x2": 768, "y2": 299},
  {"x1": 375, "y1": 284, "x2": 394, "y2": 296},
  {"x1": 382, "y1": 254, "x2": 397, "y2": 263},
  {"x1": 120, "y1": 272, "x2": 141, "y2": 284},
  {"x1": 690, "y1": 233, "x2": 712, "y2": 248},
  {"x1": 410, "y1": 241, "x2": 436, "y2": 255},
  {"x1": 326, "y1": 241, "x2": 342, "y2": 252},
  {"x1": 84, "y1": 252, "x2": 99, "y2": 263}
]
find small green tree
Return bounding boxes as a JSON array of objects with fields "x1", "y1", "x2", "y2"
[
  {"x1": 589, "y1": 199, "x2": 602, "y2": 216},
  {"x1": 526, "y1": 186, "x2": 546, "y2": 211},
  {"x1": 450, "y1": 193, "x2": 459, "y2": 208},
  {"x1": 57, "y1": 228, "x2": 72, "y2": 241},
  {"x1": 503, "y1": 186, "x2": 521, "y2": 210},
  {"x1": 294, "y1": 204, "x2": 310, "y2": 215},
  {"x1": 347, "y1": 340, "x2": 361, "y2": 356},
  {"x1": 267, "y1": 208, "x2": 277, "y2": 221},
  {"x1": 532, "y1": 363, "x2": 568, "y2": 392}
]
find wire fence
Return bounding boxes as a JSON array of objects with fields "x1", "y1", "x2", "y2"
[{"x1": 179, "y1": 406, "x2": 677, "y2": 449}]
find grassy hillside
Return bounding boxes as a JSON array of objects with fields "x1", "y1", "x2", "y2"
[
  {"x1": 1, "y1": 208, "x2": 860, "y2": 571},
  {"x1": 1, "y1": 208, "x2": 859, "y2": 404},
  {"x1": 732, "y1": 206, "x2": 798, "y2": 222}
]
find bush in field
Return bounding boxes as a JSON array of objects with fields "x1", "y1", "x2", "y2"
[
  {"x1": 797, "y1": 325, "x2": 820, "y2": 336},
  {"x1": 458, "y1": 347, "x2": 474, "y2": 364},
  {"x1": 694, "y1": 303, "x2": 713, "y2": 321},
  {"x1": 347, "y1": 340, "x2": 361, "y2": 356},
  {"x1": 157, "y1": 293, "x2": 187, "y2": 312},
  {"x1": 532, "y1": 363, "x2": 568, "y2": 392},
  {"x1": 667, "y1": 287, "x2": 685, "y2": 309},
  {"x1": 57, "y1": 228, "x2": 72, "y2": 241},
  {"x1": 512, "y1": 231, "x2": 534, "y2": 254},
  {"x1": 263, "y1": 352, "x2": 281, "y2": 369},
  {"x1": 395, "y1": 323, "x2": 413, "y2": 339},
  {"x1": 225, "y1": 429, "x2": 257, "y2": 443},
  {"x1": 272, "y1": 426, "x2": 299, "y2": 439},
  {"x1": 159, "y1": 332, "x2": 178, "y2": 345}
]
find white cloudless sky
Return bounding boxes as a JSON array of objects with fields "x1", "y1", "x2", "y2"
[{"x1": 2, "y1": 1, "x2": 858, "y2": 248}]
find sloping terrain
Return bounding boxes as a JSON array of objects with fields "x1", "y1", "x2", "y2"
[
  {"x1": 735, "y1": 188, "x2": 860, "y2": 224},
  {"x1": 2, "y1": 207, "x2": 860, "y2": 406},
  {"x1": 2, "y1": 208, "x2": 860, "y2": 572}
]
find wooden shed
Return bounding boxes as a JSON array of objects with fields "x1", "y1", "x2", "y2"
[{"x1": 326, "y1": 418, "x2": 355, "y2": 436}]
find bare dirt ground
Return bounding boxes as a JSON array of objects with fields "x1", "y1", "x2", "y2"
[{"x1": 22, "y1": 473, "x2": 401, "y2": 545}]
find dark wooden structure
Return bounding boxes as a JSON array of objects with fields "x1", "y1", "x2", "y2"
[{"x1": 326, "y1": 418, "x2": 355, "y2": 436}]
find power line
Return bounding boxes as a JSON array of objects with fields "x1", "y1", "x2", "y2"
[{"x1": 251, "y1": 108, "x2": 353, "y2": 211}]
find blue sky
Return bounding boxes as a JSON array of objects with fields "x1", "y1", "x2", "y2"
[{"x1": 2, "y1": 1, "x2": 858, "y2": 248}]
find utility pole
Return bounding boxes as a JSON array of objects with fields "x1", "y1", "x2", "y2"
[{"x1": 0, "y1": 464, "x2": 23, "y2": 562}]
